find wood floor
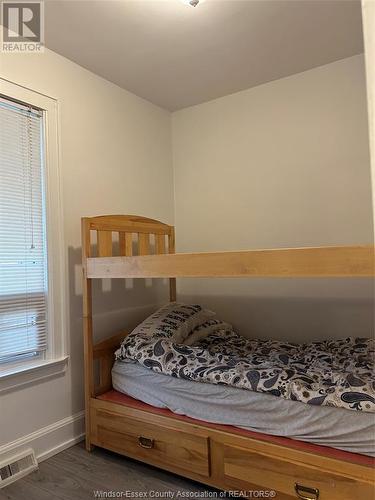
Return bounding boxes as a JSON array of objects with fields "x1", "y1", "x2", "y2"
[{"x1": 0, "y1": 443, "x2": 218, "y2": 500}]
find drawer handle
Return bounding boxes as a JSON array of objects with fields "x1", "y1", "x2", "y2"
[
  {"x1": 138, "y1": 436, "x2": 154, "y2": 449},
  {"x1": 294, "y1": 483, "x2": 319, "y2": 500}
]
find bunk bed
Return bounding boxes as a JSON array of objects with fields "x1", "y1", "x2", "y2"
[{"x1": 82, "y1": 215, "x2": 375, "y2": 500}]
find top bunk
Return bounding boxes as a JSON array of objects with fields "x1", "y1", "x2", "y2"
[{"x1": 81, "y1": 215, "x2": 375, "y2": 279}]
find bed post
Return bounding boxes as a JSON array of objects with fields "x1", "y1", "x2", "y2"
[
  {"x1": 81, "y1": 217, "x2": 94, "y2": 451},
  {"x1": 168, "y1": 227, "x2": 176, "y2": 302}
]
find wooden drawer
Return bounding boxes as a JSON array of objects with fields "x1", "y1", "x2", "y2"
[
  {"x1": 92, "y1": 408, "x2": 210, "y2": 477},
  {"x1": 222, "y1": 444, "x2": 373, "y2": 500}
]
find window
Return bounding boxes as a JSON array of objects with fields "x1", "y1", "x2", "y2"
[
  {"x1": 0, "y1": 98, "x2": 48, "y2": 364},
  {"x1": 0, "y1": 79, "x2": 66, "y2": 391}
]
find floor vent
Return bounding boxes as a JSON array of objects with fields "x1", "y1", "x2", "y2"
[{"x1": 0, "y1": 449, "x2": 38, "y2": 488}]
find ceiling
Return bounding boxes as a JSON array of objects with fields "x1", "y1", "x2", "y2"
[{"x1": 44, "y1": 0, "x2": 364, "y2": 111}]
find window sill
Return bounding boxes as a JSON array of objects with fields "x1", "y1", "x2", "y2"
[{"x1": 0, "y1": 356, "x2": 69, "y2": 393}]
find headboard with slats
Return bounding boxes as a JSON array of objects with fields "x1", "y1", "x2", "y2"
[
  {"x1": 82, "y1": 214, "x2": 176, "y2": 300},
  {"x1": 81, "y1": 215, "x2": 176, "y2": 414}
]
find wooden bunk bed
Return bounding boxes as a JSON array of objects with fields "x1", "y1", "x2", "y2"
[{"x1": 82, "y1": 215, "x2": 375, "y2": 500}]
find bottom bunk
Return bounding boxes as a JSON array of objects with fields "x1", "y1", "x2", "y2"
[
  {"x1": 87, "y1": 301, "x2": 375, "y2": 499},
  {"x1": 89, "y1": 390, "x2": 374, "y2": 500}
]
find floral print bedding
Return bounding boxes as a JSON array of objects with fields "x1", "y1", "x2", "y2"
[{"x1": 115, "y1": 303, "x2": 375, "y2": 413}]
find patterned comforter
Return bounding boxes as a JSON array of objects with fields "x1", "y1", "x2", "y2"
[{"x1": 116, "y1": 306, "x2": 375, "y2": 413}]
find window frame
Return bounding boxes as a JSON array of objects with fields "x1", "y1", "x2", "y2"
[{"x1": 0, "y1": 78, "x2": 67, "y2": 392}]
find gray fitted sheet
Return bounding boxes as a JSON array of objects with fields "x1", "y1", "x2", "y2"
[{"x1": 112, "y1": 360, "x2": 375, "y2": 457}]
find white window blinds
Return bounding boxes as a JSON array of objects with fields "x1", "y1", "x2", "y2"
[{"x1": 0, "y1": 97, "x2": 48, "y2": 363}]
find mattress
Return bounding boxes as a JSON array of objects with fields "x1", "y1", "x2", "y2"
[{"x1": 112, "y1": 360, "x2": 375, "y2": 457}]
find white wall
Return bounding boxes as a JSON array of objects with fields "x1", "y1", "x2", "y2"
[
  {"x1": 172, "y1": 54, "x2": 374, "y2": 342},
  {"x1": 0, "y1": 49, "x2": 174, "y2": 456},
  {"x1": 362, "y1": 1, "x2": 375, "y2": 236}
]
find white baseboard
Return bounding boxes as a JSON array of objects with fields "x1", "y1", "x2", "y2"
[{"x1": 0, "y1": 411, "x2": 85, "y2": 465}]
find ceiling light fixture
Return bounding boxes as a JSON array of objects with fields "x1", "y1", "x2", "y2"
[{"x1": 181, "y1": 0, "x2": 200, "y2": 7}]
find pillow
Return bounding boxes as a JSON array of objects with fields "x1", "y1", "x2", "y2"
[
  {"x1": 125, "y1": 302, "x2": 216, "y2": 344},
  {"x1": 183, "y1": 317, "x2": 233, "y2": 346}
]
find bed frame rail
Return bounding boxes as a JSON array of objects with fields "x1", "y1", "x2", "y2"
[{"x1": 86, "y1": 245, "x2": 374, "y2": 278}]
